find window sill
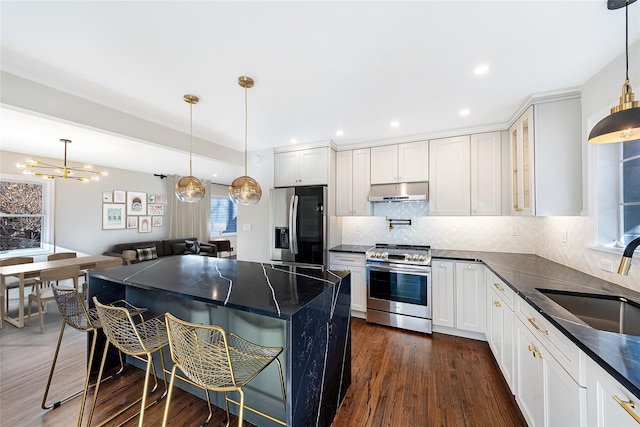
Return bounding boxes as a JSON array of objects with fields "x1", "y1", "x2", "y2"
[{"x1": 588, "y1": 244, "x2": 625, "y2": 256}]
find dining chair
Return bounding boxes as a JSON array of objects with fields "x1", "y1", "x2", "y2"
[
  {"x1": 45, "y1": 287, "x2": 146, "y2": 426},
  {"x1": 0, "y1": 256, "x2": 35, "y2": 313},
  {"x1": 162, "y1": 313, "x2": 286, "y2": 427},
  {"x1": 87, "y1": 297, "x2": 169, "y2": 427},
  {"x1": 80, "y1": 257, "x2": 122, "y2": 299},
  {"x1": 47, "y1": 252, "x2": 88, "y2": 293},
  {"x1": 27, "y1": 265, "x2": 79, "y2": 333}
]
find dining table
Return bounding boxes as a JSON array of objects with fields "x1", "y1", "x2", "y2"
[{"x1": 0, "y1": 254, "x2": 120, "y2": 328}]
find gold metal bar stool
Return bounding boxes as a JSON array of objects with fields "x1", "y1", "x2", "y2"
[
  {"x1": 88, "y1": 297, "x2": 169, "y2": 427},
  {"x1": 45, "y1": 286, "x2": 144, "y2": 426},
  {"x1": 162, "y1": 313, "x2": 286, "y2": 427}
]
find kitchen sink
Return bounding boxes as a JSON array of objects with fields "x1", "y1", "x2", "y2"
[{"x1": 537, "y1": 289, "x2": 640, "y2": 336}]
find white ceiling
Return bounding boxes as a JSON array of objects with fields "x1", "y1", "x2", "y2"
[{"x1": 1, "y1": 1, "x2": 639, "y2": 184}]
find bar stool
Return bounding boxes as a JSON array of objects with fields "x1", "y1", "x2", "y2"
[
  {"x1": 88, "y1": 297, "x2": 169, "y2": 427},
  {"x1": 45, "y1": 287, "x2": 145, "y2": 426},
  {"x1": 162, "y1": 313, "x2": 286, "y2": 427}
]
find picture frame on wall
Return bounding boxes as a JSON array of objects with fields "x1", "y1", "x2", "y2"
[
  {"x1": 148, "y1": 203, "x2": 164, "y2": 216},
  {"x1": 152, "y1": 216, "x2": 163, "y2": 227},
  {"x1": 127, "y1": 191, "x2": 147, "y2": 215},
  {"x1": 102, "y1": 204, "x2": 125, "y2": 229},
  {"x1": 155, "y1": 195, "x2": 163, "y2": 203},
  {"x1": 102, "y1": 191, "x2": 113, "y2": 203},
  {"x1": 138, "y1": 216, "x2": 152, "y2": 233},
  {"x1": 127, "y1": 216, "x2": 138, "y2": 229},
  {"x1": 148, "y1": 194, "x2": 155, "y2": 203},
  {"x1": 114, "y1": 190, "x2": 126, "y2": 203}
]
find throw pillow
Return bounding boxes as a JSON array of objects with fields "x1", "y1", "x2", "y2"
[
  {"x1": 136, "y1": 246, "x2": 158, "y2": 261},
  {"x1": 185, "y1": 240, "x2": 201, "y2": 254}
]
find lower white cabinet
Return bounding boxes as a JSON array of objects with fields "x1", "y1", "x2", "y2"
[
  {"x1": 431, "y1": 259, "x2": 484, "y2": 337},
  {"x1": 588, "y1": 356, "x2": 640, "y2": 426},
  {"x1": 329, "y1": 252, "x2": 366, "y2": 317},
  {"x1": 486, "y1": 273, "x2": 515, "y2": 392}
]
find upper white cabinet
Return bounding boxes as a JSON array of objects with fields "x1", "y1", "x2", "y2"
[
  {"x1": 274, "y1": 147, "x2": 329, "y2": 187},
  {"x1": 335, "y1": 149, "x2": 371, "y2": 216},
  {"x1": 510, "y1": 96, "x2": 582, "y2": 216},
  {"x1": 471, "y1": 132, "x2": 502, "y2": 215},
  {"x1": 370, "y1": 141, "x2": 429, "y2": 184},
  {"x1": 430, "y1": 132, "x2": 501, "y2": 216},
  {"x1": 429, "y1": 135, "x2": 471, "y2": 215}
]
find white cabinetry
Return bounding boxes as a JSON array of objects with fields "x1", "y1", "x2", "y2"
[
  {"x1": 429, "y1": 136, "x2": 471, "y2": 215},
  {"x1": 370, "y1": 141, "x2": 428, "y2": 184},
  {"x1": 514, "y1": 295, "x2": 587, "y2": 426},
  {"x1": 329, "y1": 252, "x2": 367, "y2": 318},
  {"x1": 430, "y1": 132, "x2": 501, "y2": 216},
  {"x1": 485, "y1": 272, "x2": 515, "y2": 392},
  {"x1": 454, "y1": 262, "x2": 485, "y2": 333},
  {"x1": 431, "y1": 259, "x2": 485, "y2": 338},
  {"x1": 274, "y1": 147, "x2": 329, "y2": 187},
  {"x1": 471, "y1": 132, "x2": 502, "y2": 215},
  {"x1": 335, "y1": 149, "x2": 371, "y2": 216},
  {"x1": 510, "y1": 96, "x2": 582, "y2": 216},
  {"x1": 588, "y1": 356, "x2": 640, "y2": 426},
  {"x1": 432, "y1": 259, "x2": 455, "y2": 328}
]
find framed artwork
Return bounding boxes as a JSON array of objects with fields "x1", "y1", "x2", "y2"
[
  {"x1": 102, "y1": 204, "x2": 125, "y2": 229},
  {"x1": 138, "y1": 216, "x2": 152, "y2": 233},
  {"x1": 148, "y1": 194, "x2": 156, "y2": 203},
  {"x1": 148, "y1": 203, "x2": 164, "y2": 216},
  {"x1": 127, "y1": 191, "x2": 147, "y2": 215},
  {"x1": 127, "y1": 216, "x2": 138, "y2": 229},
  {"x1": 113, "y1": 190, "x2": 126, "y2": 203},
  {"x1": 152, "y1": 216, "x2": 163, "y2": 227},
  {"x1": 155, "y1": 195, "x2": 163, "y2": 203},
  {"x1": 102, "y1": 191, "x2": 113, "y2": 203}
]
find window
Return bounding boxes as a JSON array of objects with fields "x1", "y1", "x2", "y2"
[
  {"x1": 210, "y1": 196, "x2": 237, "y2": 237},
  {"x1": 621, "y1": 139, "x2": 640, "y2": 243},
  {"x1": 0, "y1": 175, "x2": 52, "y2": 254}
]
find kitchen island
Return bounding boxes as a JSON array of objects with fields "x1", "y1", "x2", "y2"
[{"x1": 88, "y1": 256, "x2": 351, "y2": 427}]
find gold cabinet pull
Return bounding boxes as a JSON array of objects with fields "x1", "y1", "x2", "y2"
[
  {"x1": 527, "y1": 317, "x2": 549, "y2": 335},
  {"x1": 515, "y1": 207, "x2": 522, "y2": 212},
  {"x1": 493, "y1": 282, "x2": 504, "y2": 292},
  {"x1": 613, "y1": 395, "x2": 640, "y2": 423},
  {"x1": 527, "y1": 344, "x2": 542, "y2": 358},
  {"x1": 494, "y1": 300, "x2": 501, "y2": 307}
]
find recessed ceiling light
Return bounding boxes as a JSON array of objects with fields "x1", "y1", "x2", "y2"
[
  {"x1": 212, "y1": 173, "x2": 218, "y2": 177},
  {"x1": 460, "y1": 109, "x2": 471, "y2": 116},
  {"x1": 290, "y1": 138, "x2": 298, "y2": 144},
  {"x1": 474, "y1": 64, "x2": 490, "y2": 75},
  {"x1": 390, "y1": 121, "x2": 400, "y2": 128},
  {"x1": 336, "y1": 130, "x2": 344, "y2": 136}
]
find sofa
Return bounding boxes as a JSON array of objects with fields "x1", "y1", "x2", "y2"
[{"x1": 103, "y1": 237, "x2": 217, "y2": 264}]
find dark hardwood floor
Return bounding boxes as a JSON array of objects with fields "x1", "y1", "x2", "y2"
[{"x1": 0, "y1": 292, "x2": 525, "y2": 427}]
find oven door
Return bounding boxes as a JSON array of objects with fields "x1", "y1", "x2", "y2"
[{"x1": 366, "y1": 262, "x2": 431, "y2": 319}]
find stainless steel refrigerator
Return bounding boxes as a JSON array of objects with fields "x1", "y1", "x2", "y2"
[{"x1": 270, "y1": 185, "x2": 327, "y2": 266}]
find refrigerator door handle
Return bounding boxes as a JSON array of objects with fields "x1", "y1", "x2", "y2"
[{"x1": 291, "y1": 195, "x2": 299, "y2": 254}]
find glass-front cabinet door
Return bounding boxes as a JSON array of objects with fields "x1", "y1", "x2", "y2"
[{"x1": 510, "y1": 105, "x2": 535, "y2": 215}]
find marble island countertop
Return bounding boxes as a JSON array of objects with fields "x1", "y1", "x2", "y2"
[
  {"x1": 431, "y1": 249, "x2": 640, "y2": 399},
  {"x1": 90, "y1": 255, "x2": 348, "y2": 319}
]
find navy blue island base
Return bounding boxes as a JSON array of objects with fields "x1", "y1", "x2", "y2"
[{"x1": 88, "y1": 255, "x2": 351, "y2": 427}]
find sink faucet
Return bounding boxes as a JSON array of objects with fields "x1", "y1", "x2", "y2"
[{"x1": 618, "y1": 236, "x2": 640, "y2": 275}]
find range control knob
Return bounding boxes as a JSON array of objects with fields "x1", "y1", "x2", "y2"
[{"x1": 419, "y1": 255, "x2": 427, "y2": 262}]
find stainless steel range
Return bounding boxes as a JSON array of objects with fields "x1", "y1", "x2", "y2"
[{"x1": 365, "y1": 244, "x2": 432, "y2": 334}]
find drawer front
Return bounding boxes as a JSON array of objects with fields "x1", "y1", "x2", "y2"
[
  {"x1": 329, "y1": 252, "x2": 365, "y2": 268},
  {"x1": 488, "y1": 273, "x2": 515, "y2": 310},
  {"x1": 517, "y1": 296, "x2": 586, "y2": 387}
]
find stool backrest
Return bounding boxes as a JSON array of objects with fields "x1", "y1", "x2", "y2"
[
  {"x1": 93, "y1": 297, "x2": 149, "y2": 355},
  {"x1": 53, "y1": 286, "x2": 95, "y2": 331},
  {"x1": 164, "y1": 312, "x2": 235, "y2": 389}
]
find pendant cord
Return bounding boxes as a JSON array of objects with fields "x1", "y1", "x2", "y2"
[
  {"x1": 189, "y1": 101, "x2": 193, "y2": 177},
  {"x1": 244, "y1": 85, "x2": 248, "y2": 177},
  {"x1": 626, "y1": 0, "x2": 630, "y2": 81}
]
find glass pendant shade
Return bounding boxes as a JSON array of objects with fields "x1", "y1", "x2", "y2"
[
  {"x1": 175, "y1": 176, "x2": 206, "y2": 203},
  {"x1": 229, "y1": 175, "x2": 262, "y2": 205}
]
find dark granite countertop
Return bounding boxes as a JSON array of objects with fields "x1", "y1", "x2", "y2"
[
  {"x1": 329, "y1": 244, "x2": 372, "y2": 254},
  {"x1": 432, "y1": 249, "x2": 640, "y2": 398},
  {"x1": 89, "y1": 256, "x2": 348, "y2": 320}
]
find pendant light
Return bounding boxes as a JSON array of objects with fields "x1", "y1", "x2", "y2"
[
  {"x1": 175, "y1": 94, "x2": 206, "y2": 202},
  {"x1": 588, "y1": 0, "x2": 640, "y2": 144},
  {"x1": 229, "y1": 76, "x2": 262, "y2": 205}
]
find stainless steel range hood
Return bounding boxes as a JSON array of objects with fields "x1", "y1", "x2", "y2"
[{"x1": 368, "y1": 182, "x2": 429, "y2": 202}]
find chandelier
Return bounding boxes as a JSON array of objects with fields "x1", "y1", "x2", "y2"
[
  {"x1": 175, "y1": 94, "x2": 206, "y2": 202},
  {"x1": 229, "y1": 76, "x2": 262, "y2": 205},
  {"x1": 16, "y1": 139, "x2": 108, "y2": 182}
]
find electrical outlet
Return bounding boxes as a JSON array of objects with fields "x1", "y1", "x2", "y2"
[
  {"x1": 242, "y1": 223, "x2": 252, "y2": 231},
  {"x1": 511, "y1": 226, "x2": 519, "y2": 236},
  {"x1": 562, "y1": 230, "x2": 568, "y2": 243},
  {"x1": 599, "y1": 259, "x2": 614, "y2": 273}
]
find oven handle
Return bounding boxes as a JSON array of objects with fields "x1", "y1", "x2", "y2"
[{"x1": 366, "y1": 263, "x2": 431, "y2": 276}]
